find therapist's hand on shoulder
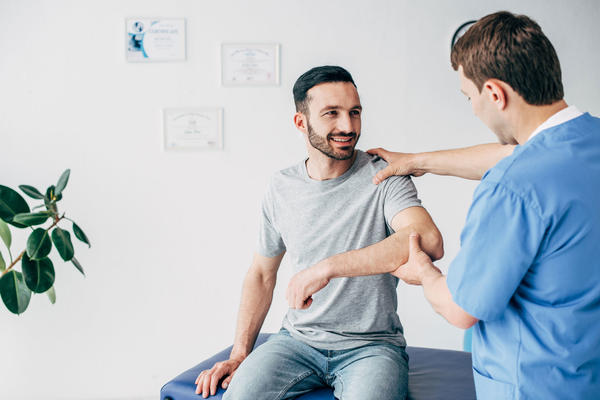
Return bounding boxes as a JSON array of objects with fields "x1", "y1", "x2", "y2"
[
  {"x1": 286, "y1": 260, "x2": 332, "y2": 309},
  {"x1": 392, "y1": 233, "x2": 442, "y2": 285},
  {"x1": 367, "y1": 148, "x2": 424, "y2": 184}
]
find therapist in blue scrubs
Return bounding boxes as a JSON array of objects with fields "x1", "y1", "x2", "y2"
[{"x1": 369, "y1": 11, "x2": 600, "y2": 399}]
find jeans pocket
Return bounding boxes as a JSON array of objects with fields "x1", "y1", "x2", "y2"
[{"x1": 473, "y1": 368, "x2": 515, "y2": 399}]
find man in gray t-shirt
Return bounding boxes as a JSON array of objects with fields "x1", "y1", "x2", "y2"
[
  {"x1": 260, "y1": 150, "x2": 422, "y2": 351},
  {"x1": 196, "y1": 66, "x2": 443, "y2": 400}
]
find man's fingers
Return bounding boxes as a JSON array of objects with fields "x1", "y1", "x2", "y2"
[
  {"x1": 210, "y1": 368, "x2": 224, "y2": 396},
  {"x1": 195, "y1": 371, "x2": 207, "y2": 393},
  {"x1": 374, "y1": 165, "x2": 395, "y2": 185},
  {"x1": 303, "y1": 297, "x2": 313, "y2": 309},
  {"x1": 299, "y1": 296, "x2": 312, "y2": 309},
  {"x1": 222, "y1": 373, "x2": 234, "y2": 389},
  {"x1": 202, "y1": 369, "x2": 214, "y2": 398}
]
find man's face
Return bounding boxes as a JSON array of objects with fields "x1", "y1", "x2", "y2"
[
  {"x1": 458, "y1": 66, "x2": 515, "y2": 145},
  {"x1": 303, "y1": 82, "x2": 362, "y2": 160}
]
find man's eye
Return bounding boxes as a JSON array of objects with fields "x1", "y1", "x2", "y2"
[
  {"x1": 324, "y1": 110, "x2": 337, "y2": 116},
  {"x1": 350, "y1": 110, "x2": 361, "y2": 116}
]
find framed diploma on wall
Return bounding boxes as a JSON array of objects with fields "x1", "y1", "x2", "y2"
[
  {"x1": 163, "y1": 108, "x2": 224, "y2": 151},
  {"x1": 125, "y1": 18, "x2": 186, "y2": 62},
  {"x1": 221, "y1": 43, "x2": 280, "y2": 86}
]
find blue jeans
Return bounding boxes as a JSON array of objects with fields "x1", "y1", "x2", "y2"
[{"x1": 223, "y1": 329, "x2": 408, "y2": 400}]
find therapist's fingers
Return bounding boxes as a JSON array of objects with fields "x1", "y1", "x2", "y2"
[
  {"x1": 373, "y1": 165, "x2": 396, "y2": 185},
  {"x1": 409, "y1": 233, "x2": 434, "y2": 267},
  {"x1": 409, "y1": 232, "x2": 422, "y2": 255},
  {"x1": 367, "y1": 147, "x2": 390, "y2": 160}
]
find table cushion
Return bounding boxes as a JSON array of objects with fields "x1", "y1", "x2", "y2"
[{"x1": 161, "y1": 333, "x2": 475, "y2": 400}]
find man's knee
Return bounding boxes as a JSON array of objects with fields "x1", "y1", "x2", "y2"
[
  {"x1": 223, "y1": 334, "x2": 321, "y2": 400},
  {"x1": 333, "y1": 347, "x2": 408, "y2": 400}
]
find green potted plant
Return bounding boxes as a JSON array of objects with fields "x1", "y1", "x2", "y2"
[{"x1": 0, "y1": 169, "x2": 90, "y2": 314}]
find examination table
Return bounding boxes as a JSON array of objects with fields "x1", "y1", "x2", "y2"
[{"x1": 161, "y1": 333, "x2": 476, "y2": 399}]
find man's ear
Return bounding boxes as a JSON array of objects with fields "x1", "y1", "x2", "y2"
[
  {"x1": 294, "y1": 112, "x2": 308, "y2": 134},
  {"x1": 483, "y1": 79, "x2": 508, "y2": 110}
]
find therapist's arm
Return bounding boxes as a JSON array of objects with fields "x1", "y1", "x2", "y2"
[
  {"x1": 394, "y1": 233, "x2": 478, "y2": 329},
  {"x1": 286, "y1": 206, "x2": 444, "y2": 309},
  {"x1": 367, "y1": 143, "x2": 515, "y2": 182}
]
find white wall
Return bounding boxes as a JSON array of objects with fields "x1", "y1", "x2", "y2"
[{"x1": 1, "y1": 0, "x2": 599, "y2": 399}]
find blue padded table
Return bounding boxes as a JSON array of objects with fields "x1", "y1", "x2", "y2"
[{"x1": 161, "y1": 333, "x2": 475, "y2": 400}]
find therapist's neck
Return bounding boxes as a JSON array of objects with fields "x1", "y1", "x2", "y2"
[{"x1": 511, "y1": 99, "x2": 568, "y2": 144}]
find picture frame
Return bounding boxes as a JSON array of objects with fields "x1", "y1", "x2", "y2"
[
  {"x1": 221, "y1": 43, "x2": 280, "y2": 86},
  {"x1": 125, "y1": 18, "x2": 186, "y2": 62},
  {"x1": 163, "y1": 108, "x2": 224, "y2": 151}
]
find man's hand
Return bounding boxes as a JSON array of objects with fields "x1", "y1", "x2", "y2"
[
  {"x1": 392, "y1": 233, "x2": 442, "y2": 285},
  {"x1": 195, "y1": 357, "x2": 243, "y2": 398},
  {"x1": 367, "y1": 148, "x2": 424, "y2": 185},
  {"x1": 286, "y1": 261, "x2": 331, "y2": 309}
]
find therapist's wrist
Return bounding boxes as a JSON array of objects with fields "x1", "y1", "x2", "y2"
[
  {"x1": 410, "y1": 152, "x2": 429, "y2": 176},
  {"x1": 421, "y1": 264, "x2": 443, "y2": 287}
]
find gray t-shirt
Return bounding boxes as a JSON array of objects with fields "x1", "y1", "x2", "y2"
[{"x1": 258, "y1": 150, "x2": 422, "y2": 350}]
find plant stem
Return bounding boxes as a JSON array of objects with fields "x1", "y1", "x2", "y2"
[
  {"x1": 2, "y1": 250, "x2": 25, "y2": 276},
  {"x1": 0, "y1": 215, "x2": 64, "y2": 277}
]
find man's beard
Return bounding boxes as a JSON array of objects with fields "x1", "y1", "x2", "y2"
[{"x1": 307, "y1": 120, "x2": 360, "y2": 161}]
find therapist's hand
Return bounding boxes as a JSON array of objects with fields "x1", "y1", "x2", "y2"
[
  {"x1": 286, "y1": 260, "x2": 331, "y2": 309},
  {"x1": 367, "y1": 148, "x2": 425, "y2": 184},
  {"x1": 392, "y1": 233, "x2": 442, "y2": 285}
]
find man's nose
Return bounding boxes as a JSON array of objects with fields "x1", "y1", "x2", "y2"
[{"x1": 336, "y1": 114, "x2": 354, "y2": 133}]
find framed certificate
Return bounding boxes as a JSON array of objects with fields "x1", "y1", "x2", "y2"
[
  {"x1": 126, "y1": 18, "x2": 186, "y2": 62},
  {"x1": 221, "y1": 43, "x2": 280, "y2": 86},
  {"x1": 163, "y1": 108, "x2": 224, "y2": 151}
]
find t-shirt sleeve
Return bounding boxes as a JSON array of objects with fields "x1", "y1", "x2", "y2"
[
  {"x1": 447, "y1": 181, "x2": 546, "y2": 321},
  {"x1": 256, "y1": 181, "x2": 286, "y2": 258},
  {"x1": 381, "y1": 175, "x2": 423, "y2": 227}
]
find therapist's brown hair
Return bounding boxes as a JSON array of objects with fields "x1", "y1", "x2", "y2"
[{"x1": 451, "y1": 11, "x2": 564, "y2": 105}]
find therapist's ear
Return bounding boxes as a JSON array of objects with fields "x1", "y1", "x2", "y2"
[
  {"x1": 483, "y1": 79, "x2": 508, "y2": 111},
  {"x1": 294, "y1": 112, "x2": 308, "y2": 134}
]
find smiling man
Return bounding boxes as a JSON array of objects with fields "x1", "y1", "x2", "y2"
[{"x1": 194, "y1": 66, "x2": 443, "y2": 400}]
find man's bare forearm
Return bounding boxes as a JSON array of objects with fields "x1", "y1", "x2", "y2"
[
  {"x1": 322, "y1": 224, "x2": 443, "y2": 279},
  {"x1": 412, "y1": 143, "x2": 515, "y2": 180},
  {"x1": 229, "y1": 265, "x2": 277, "y2": 360}
]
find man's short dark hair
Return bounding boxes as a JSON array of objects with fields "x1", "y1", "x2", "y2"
[
  {"x1": 293, "y1": 66, "x2": 356, "y2": 115},
  {"x1": 451, "y1": 11, "x2": 564, "y2": 105}
]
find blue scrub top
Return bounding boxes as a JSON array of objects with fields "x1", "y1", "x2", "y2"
[{"x1": 447, "y1": 113, "x2": 600, "y2": 399}]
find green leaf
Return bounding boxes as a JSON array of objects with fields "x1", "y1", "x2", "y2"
[
  {"x1": 55, "y1": 169, "x2": 70, "y2": 197},
  {"x1": 0, "y1": 218, "x2": 11, "y2": 249},
  {"x1": 45, "y1": 186, "x2": 62, "y2": 203},
  {"x1": 19, "y1": 185, "x2": 46, "y2": 200},
  {"x1": 46, "y1": 286, "x2": 56, "y2": 304},
  {"x1": 0, "y1": 185, "x2": 31, "y2": 228},
  {"x1": 72, "y1": 222, "x2": 91, "y2": 248},
  {"x1": 12, "y1": 212, "x2": 53, "y2": 227},
  {"x1": 26, "y1": 228, "x2": 52, "y2": 260},
  {"x1": 71, "y1": 256, "x2": 85, "y2": 276},
  {"x1": 0, "y1": 251, "x2": 5, "y2": 272},
  {"x1": 0, "y1": 270, "x2": 32, "y2": 314},
  {"x1": 21, "y1": 253, "x2": 55, "y2": 293},
  {"x1": 51, "y1": 227, "x2": 74, "y2": 261}
]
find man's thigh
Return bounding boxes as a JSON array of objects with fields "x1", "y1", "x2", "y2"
[
  {"x1": 331, "y1": 344, "x2": 408, "y2": 400},
  {"x1": 223, "y1": 332, "x2": 326, "y2": 400}
]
